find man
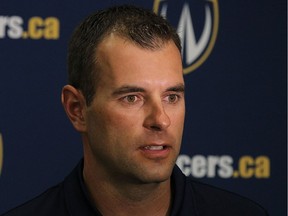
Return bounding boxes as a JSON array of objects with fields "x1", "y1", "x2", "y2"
[{"x1": 2, "y1": 5, "x2": 268, "y2": 216}]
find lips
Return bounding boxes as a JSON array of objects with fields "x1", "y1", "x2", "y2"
[
  {"x1": 139, "y1": 144, "x2": 171, "y2": 159},
  {"x1": 143, "y1": 145, "x2": 165, "y2": 150}
]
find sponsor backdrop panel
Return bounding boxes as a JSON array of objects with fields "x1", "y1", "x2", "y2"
[{"x1": 0, "y1": 0, "x2": 286, "y2": 215}]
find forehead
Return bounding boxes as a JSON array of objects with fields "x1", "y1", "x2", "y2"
[{"x1": 95, "y1": 34, "x2": 183, "y2": 89}]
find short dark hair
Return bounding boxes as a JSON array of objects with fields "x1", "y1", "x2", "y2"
[{"x1": 68, "y1": 5, "x2": 181, "y2": 106}]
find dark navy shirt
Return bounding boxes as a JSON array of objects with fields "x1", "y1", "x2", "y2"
[{"x1": 2, "y1": 160, "x2": 268, "y2": 216}]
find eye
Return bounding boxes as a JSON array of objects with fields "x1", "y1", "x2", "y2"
[
  {"x1": 123, "y1": 95, "x2": 139, "y2": 103},
  {"x1": 165, "y1": 94, "x2": 180, "y2": 103}
]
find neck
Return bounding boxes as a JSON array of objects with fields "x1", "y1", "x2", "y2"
[{"x1": 83, "y1": 158, "x2": 172, "y2": 216}]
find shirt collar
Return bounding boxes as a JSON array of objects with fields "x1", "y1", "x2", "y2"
[
  {"x1": 63, "y1": 160, "x2": 102, "y2": 216},
  {"x1": 64, "y1": 160, "x2": 197, "y2": 216},
  {"x1": 170, "y1": 165, "x2": 197, "y2": 216}
]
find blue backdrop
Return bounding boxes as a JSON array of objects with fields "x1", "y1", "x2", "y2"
[{"x1": 0, "y1": 1, "x2": 286, "y2": 215}]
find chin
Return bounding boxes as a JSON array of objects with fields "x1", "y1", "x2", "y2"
[{"x1": 137, "y1": 168, "x2": 173, "y2": 184}]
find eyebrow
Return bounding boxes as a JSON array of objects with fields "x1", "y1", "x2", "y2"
[
  {"x1": 112, "y1": 86, "x2": 145, "y2": 96},
  {"x1": 112, "y1": 83, "x2": 185, "y2": 96},
  {"x1": 166, "y1": 84, "x2": 185, "y2": 93}
]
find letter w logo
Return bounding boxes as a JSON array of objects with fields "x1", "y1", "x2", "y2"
[{"x1": 154, "y1": 0, "x2": 219, "y2": 74}]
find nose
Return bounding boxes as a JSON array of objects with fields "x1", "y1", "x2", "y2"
[{"x1": 143, "y1": 99, "x2": 171, "y2": 131}]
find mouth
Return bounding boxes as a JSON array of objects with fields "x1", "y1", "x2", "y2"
[
  {"x1": 143, "y1": 145, "x2": 167, "y2": 150},
  {"x1": 139, "y1": 144, "x2": 171, "y2": 159}
]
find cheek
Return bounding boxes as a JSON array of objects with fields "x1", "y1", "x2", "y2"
[
  {"x1": 89, "y1": 107, "x2": 140, "y2": 139},
  {"x1": 108, "y1": 105, "x2": 143, "y2": 124},
  {"x1": 108, "y1": 111, "x2": 137, "y2": 129},
  {"x1": 169, "y1": 106, "x2": 185, "y2": 124},
  {"x1": 169, "y1": 111, "x2": 185, "y2": 137}
]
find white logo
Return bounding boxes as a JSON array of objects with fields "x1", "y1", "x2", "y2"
[{"x1": 153, "y1": 0, "x2": 219, "y2": 74}]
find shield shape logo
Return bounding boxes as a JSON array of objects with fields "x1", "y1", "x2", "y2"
[{"x1": 153, "y1": 0, "x2": 219, "y2": 74}]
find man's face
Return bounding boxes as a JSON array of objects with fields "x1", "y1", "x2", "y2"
[{"x1": 84, "y1": 35, "x2": 185, "y2": 184}]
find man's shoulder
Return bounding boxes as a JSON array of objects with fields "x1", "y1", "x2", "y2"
[
  {"x1": 187, "y1": 178, "x2": 269, "y2": 216},
  {"x1": 1, "y1": 183, "x2": 68, "y2": 216}
]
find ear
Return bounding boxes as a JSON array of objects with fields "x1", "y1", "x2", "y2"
[{"x1": 61, "y1": 85, "x2": 87, "y2": 132}]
